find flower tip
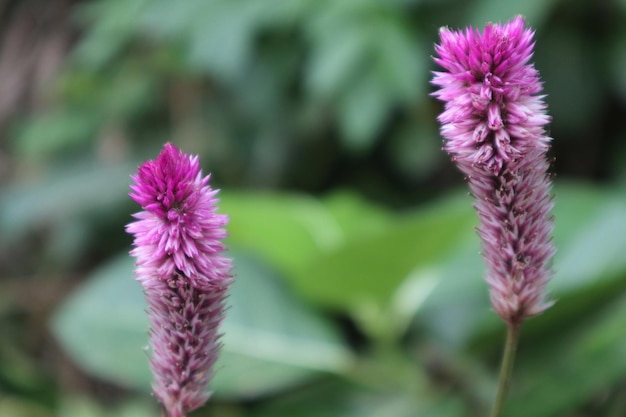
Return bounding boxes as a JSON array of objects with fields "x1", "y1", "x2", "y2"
[
  {"x1": 437, "y1": 26, "x2": 454, "y2": 40},
  {"x1": 158, "y1": 142, "x2": 183, "y2": 164},
  {"x1": 512, "y1": 14, "x2": 526, "y2": 24},
  {"x1": 162, "y1": 141, "x2": 177, "y2": 152}
]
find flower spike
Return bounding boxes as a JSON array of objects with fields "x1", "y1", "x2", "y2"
[
  {"x1": 127, "y1": 143, "x2": 232, "y2": 417},
  {"x1": 432, "y1": 16, "x2": 555, "y2": 325}
]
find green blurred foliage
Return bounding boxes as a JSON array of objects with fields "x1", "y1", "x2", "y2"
[{"x1": 1, "y1": 0, "x2": 626, "y2": 416}]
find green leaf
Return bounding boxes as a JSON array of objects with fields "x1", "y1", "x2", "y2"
[
  {"x1": 414, "y1": 243, "x2": 490, "y2": 348},
  {"x1": 72, "y1": 0, "x2": 150, "y2": 68},
  {"x1": 0, "y1": 160, "x2": 136, "y2": 241},
  {"x1": 13, "y1": 108, "x2": 100, "y2": 156},
  {"x1": 140, "y1": 0, "x2": 264, "y2": 82},
  {"x1": 337, "y1": 74, "x2": 391, "y2": 151},
  {"x1": 305, "y1": 24, "x2": 369, "y2": 97},
  {"x1": 323, "y1": 190, "x2": 393, "y2": 238},
  {"x1": 51, "y1": 255, "x2": 153, "y2": 390},
  {"x1": 508, "y1": 293, "x2": 626, "y2": 417},
  {"x1": 221, "y1": 189, "x2": 395, "y2": 282},
  {"x1": 291, "y1": 192, "x2": 476, "y2": 317},
  {"x1": 213, "y1": 249, "x2": 353, "y2": 399},
  {"x1": 304, "y1": 0, "x2": 424, "y2": 151},
  {"x1": 220, "y1": 191, "x2": 343, "y2": 280},
  {"x1": 186, "y1": 11, "x2": 255, "y2": 81},
  {"x1": 51, "y1": 250, "x2": 352, "y2": 400},
  {"x1": 373, "y1": 15, "x2": 424, "y2": 102},
  {"x1": 551, "y1": 183, "x2": 626, "y2": 292},
  {"x1": 223, "y1": 189, "x2": 430, "y2": 340}
]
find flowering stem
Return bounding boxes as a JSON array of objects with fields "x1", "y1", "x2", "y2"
[
  {"x1": 127, "y1": 143, "x2": 232, "y2": 416},
  {"x1": 489, "y1": 323, "x2": 521, "y2": 417}
]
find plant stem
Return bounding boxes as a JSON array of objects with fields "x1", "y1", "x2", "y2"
[{"x1": 489, "y1": 323, "x2": 521, "y2": 417}]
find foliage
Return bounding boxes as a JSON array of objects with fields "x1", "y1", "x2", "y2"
[
  {"x1": 6, "y1": 180, "x2": 626, "y2": 416},
  {"x1": 2, "y1": 0, "x2": 626, "y2": 416}
]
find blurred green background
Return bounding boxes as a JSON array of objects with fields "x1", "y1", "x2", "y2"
[{"x1": 1, "y1": 0, "x2": 626, "y2": 416}]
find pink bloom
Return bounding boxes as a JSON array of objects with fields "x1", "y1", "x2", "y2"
[
  {"x1": 432, "y1": 16, "x2": 550, "y2": 175},
  {"x1": 126, "y1": 143, "x2": 232, "y2": 417},
  {"x1": 432, "y1": 17, "x2": 555, "y2": 325}
]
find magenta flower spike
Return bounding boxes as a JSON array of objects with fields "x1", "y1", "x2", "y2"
[
  {"x1": 431, "y1": 16, "x2": 555, "y2": 326},
  {"x1": 126, "y1": 143, "x2": 232, "y2": 417}
]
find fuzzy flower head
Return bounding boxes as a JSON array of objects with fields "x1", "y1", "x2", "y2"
[
  {"x1": 432, "y1": 17, "x2": 555, "y2": 325},
  {"x1": 432, "y1": 15, "x2": 551, "y2": 175},
  {"x1": 127, "y1": 143, "x2": 232, "y2": 417},
  {"x1": 128, "y1": 143, "x2": 230, "y2": 290}
]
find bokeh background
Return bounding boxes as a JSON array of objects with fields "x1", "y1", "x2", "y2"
[{"x1": 2, "y1": 0, "x2": 626, "y2": 416}]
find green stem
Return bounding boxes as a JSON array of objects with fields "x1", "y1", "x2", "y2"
[{"x1": 489, "y1": 323, "x2": 521, "y2": 417}]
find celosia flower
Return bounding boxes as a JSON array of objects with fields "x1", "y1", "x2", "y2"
[
  {"x1": 431, "y1": 16, "x2": 555, "y2": 325},
  {"x1": 126, "y1": 143, "x2": 232, "y2": 417}
]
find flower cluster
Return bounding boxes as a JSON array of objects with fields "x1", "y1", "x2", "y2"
[
  {"x1": 432, "y1": 16, "x2": 555, "y2": 325},
  {"x1": 126, "y1": 143, "x2": 232, "y2": 417}
]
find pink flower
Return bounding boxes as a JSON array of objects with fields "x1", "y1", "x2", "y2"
[
  {"x1": 432, "y1": 16, "x2": 551, "y2": 175},
  {"x1": 432, "y1": 17, "x2": 555, "y2": 325},
  {"x1": 126, "y1": 143, "x2": 232, "y2": 417}
]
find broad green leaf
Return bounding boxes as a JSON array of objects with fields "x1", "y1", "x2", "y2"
[
  {"x1": 551, "y1": 183, "x2": 626, "y2": 292},
  {"x1": 507, "y1": 293, "x2": 626, "y2": 417},
  {"x1": 214, "y1": 249, "x2": 353, "y2": 399},
  {"x1": 219, "y1": 189, "x2": 397, "y2": 339},
  {"x1": 415, "y1": 243, "x2": 489, "y2": 348},
  {"x1": 290, "y1": 191, "x2": 476, "y2": 315},
  {"x1": 51, "y1": 250, "x2": 352, "y2": 400},
  {"x1": 322, "y1": 191, "x2": 392, "y2": 238},
  {"x1": 0, "y1": 161, "x2": 136, "y2": 240},
  {"x1": 51, "y1": 256, "x2": 153, "y2": 390},
  {"x1": 220, "y1": 191, "x2": 343, "y2": 280}
]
